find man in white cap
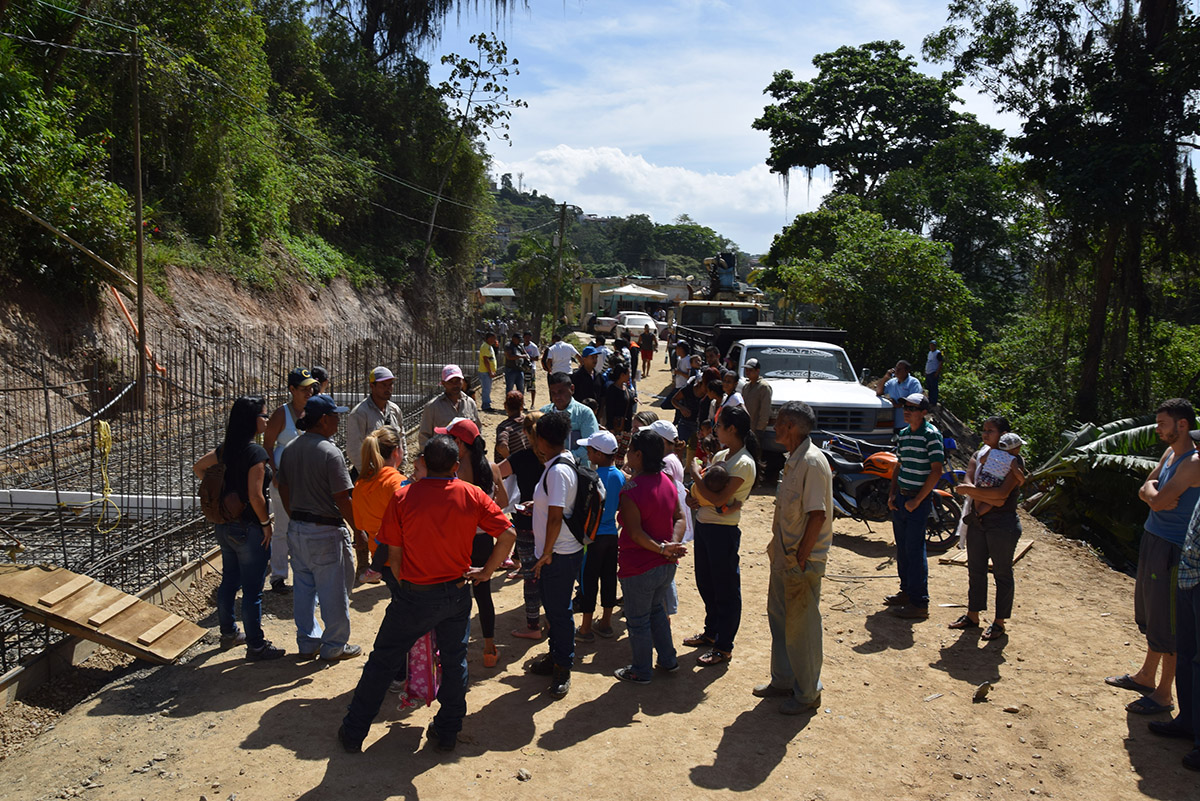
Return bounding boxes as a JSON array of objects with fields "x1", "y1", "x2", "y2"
[
  {"x1": 885, "y1": 392, "x2": 944, "y2": 620},
  {"x1": 420, "y1": 365, "x2": 481, "y2": 450},
  {"x1": 346, "y1": 366, "x2": 404, "y2": 481}
]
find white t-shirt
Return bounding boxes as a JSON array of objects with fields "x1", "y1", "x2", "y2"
[
  {"x1": 524, "y1": 342, "x2": 541, "y2": 371},
  {"x1": 532, "y1": 451, "x2": 581, "y2": 557},
  {"x1": 547, "y1": 341, "x2": 580, "y2": 374},
  {"x1": 721, "y1": 392, "x2": 745, "y2": 410},
  {"x1": 595, "y1": 345, "x2": 611, "y2": 375}
]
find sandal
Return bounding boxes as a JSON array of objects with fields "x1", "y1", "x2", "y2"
[
  {"x1": 697, "y1": 649, "x2": 731, "y2": 667},
  {"x1": 948, "y1": 614, "x2": 979, "y2": 630},
  {"x1": 981, "y1": 623, "x2": 1006, "y2": 640},
  {"x1": 683, "y1": 633, "x2": 714, "y2": 648}
]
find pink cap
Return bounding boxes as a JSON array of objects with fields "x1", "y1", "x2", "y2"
[{"x1": 441, "y1": 364, "x2": 464, "y2": 382}]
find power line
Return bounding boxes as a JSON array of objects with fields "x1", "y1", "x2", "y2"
[
  {"x1": 18, "y1": 0, "x2": 136, "y2": 33},
  {"x1": 0, "y1": 30, "x2": 132, "y2": 56}
]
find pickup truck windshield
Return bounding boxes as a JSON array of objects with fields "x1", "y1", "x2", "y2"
[
  {"x1": 680, "y1": 306, "x2": 759, "y2": 328},
  {"x1": 747, "y1": 345, "x2": 856, "y2": 382}
]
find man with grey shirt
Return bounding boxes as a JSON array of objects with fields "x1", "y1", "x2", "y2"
[
  {"x1": 346, "y1": 366, "x2": 404, "y2": 481},
  {"x1": 277, "y1": 394, "x2": 363, "y2": 661},
  {"x1": 753, "y1": 401, "x2": 833, "y2": 714},
  {"x1": 742, "y1": 358, "x2": 773, "y2": 443},
  {"x1": 419, "y1": 365, "x2": 481, "y2": 450}
]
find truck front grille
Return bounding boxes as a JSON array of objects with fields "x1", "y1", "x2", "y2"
[{"x1": 815, "y1": 408, "x2": 873, "y2": 433}]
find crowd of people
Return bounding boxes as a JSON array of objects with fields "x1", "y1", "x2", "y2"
[{"x1": 191, "y1": 334, "x2": 1200, "y2": 772}]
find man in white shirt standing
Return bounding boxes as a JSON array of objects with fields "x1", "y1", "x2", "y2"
[
  {"x1": 522, "y1": 331, "x2": 541, "y2": 408},
  {"x1": 545, "y1": 333, "x2": 580, "y2": 375},
  {"x1": 526, "y1": 411, "x2": 581, "y2": 699},
  {"x1": 925, "y1": 341, "x2": 944, "y2": 407}
]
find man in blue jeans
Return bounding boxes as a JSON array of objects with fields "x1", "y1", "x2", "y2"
[
  {"x1": 527, "y1": 411, "x2": 582, "y2": 699},
  {"x1": 338, "y1": 435, "x2": 516, "y2": 753},
  {"x1": 885, "y1": 393, "x2": 944, "y2": 620},
  {"x1": 276, "y1": 393, "x2": 363, "y2": 660}
]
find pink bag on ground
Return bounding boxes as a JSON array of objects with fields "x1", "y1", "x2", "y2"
[{"x1": 398, "y1": 631, "x2": 440, "y2": 710}]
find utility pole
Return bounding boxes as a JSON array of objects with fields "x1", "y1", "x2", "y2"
[
  {"x1": 131, "y1": 31, "x2": 146, "y2": 409},
  {"x1": 553, "y1": 202, "x2": 567, "y2": 328}
]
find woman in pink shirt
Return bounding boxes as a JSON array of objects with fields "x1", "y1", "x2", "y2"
[{"x1": 613, "y1": 430, "x2": 689, "y2": 684}]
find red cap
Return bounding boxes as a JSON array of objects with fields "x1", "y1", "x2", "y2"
[{"x1": 434, "y1": 417, "x2": 480, "y2": 444}]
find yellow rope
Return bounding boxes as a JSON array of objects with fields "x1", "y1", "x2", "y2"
[{"x1": 61, "y1": 420, "x2": 122, "y2": 534}]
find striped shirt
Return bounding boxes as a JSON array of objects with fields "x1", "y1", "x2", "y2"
[
  {"x1": 1179, "y1": 499, "x2": 1200, "y2": 590},
  {"x1": 896, "y1": 421, "x2": 944, "y2": 493}
]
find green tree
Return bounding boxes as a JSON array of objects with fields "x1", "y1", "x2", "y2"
[
  {"x1": 653, "y1": 216, "x2": 732, "y2": 264},
  {"x1": 505, "y1": 235, "x2": 556, "y2": 336},
  {"x1": 753, "y1": 40, "x2": 964, "y2": 197},
  {"x1": 612, "y1": 213, "x2": 655, "y2": 273},
  {"x1": 756, "y1": 196, "x2": 978, "y2": 371},
  {"x1": 925, "y1": 0, "x2": 1200, "y2": 421}
]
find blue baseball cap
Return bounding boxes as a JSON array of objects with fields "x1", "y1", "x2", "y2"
[
  {"x1": 581, "y1": 346, "x2": 599, "y2": 357},
  {"x1": 304, "y1": 394, "x2": 349, "y2": 419}
]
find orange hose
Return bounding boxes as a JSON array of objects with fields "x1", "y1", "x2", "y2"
[{"x1": 110, "y1": 286, "x2": 167, "y2": 374}]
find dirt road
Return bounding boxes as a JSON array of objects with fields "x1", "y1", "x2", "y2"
[{"x1": 0, "y1": 354, "x2": 1192, "y2": 800}]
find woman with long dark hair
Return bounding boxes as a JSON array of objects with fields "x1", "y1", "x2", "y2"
[
  {"x1": 614, "y1": 430, "x2": 688, "y2": 683},
  {"x1": 950, "y1": 416, "x2": 1026, "y2": 640},
  {"x1": 438, "y1": 417, "x2": 508, "y2": 667},
  {"x1": 499, "y1": 411, "x2": 545, "y2": 639},
  {"x1": 685, "y1": 405, "x2": 759, "y2": 666},
  {"x1": 192, "y1": 396, "x2": 284, "y2": 660}
]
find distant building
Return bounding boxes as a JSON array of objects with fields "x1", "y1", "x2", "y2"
[{"x1": 474, "y1": 284, "x2": 517, "y2": 311}]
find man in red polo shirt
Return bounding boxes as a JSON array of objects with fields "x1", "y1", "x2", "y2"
[{"x1": 339, "y1": 434, "x2": 516, "y2": 753}]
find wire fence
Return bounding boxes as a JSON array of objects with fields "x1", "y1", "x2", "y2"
[{"x1": 0, "y1": 314, "x2": 478, "y2": 674}]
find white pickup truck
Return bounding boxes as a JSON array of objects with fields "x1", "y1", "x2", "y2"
[{"x1": 725, "y1": 338, "x2": 894, "y2": 478}]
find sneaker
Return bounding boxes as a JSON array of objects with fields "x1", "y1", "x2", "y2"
[
  {"x1": 427, "y1": 720, "x2": 457, "y2": 752},
  {"x1": 779, "y1": 695, "x2": 821, "y2": 715},
  {"x1": 528, "y1": 653, "x2": 555, "y2": 675},
  {"x1": 655, "y1": 661, "x2": 681, "y2": 673},
  {"x1": 337, "y1": 724, "x2": 362, "y2": 754},
  {"x1": 752, "y1": 683, "x2": 792, "y2": 698},
  {"x1": 594, "y1": 623, "x2": 616, "y2": 639},
  {"x1": 358, "y1": 569, "x2": 383, "y2": 584},
  {"x1": 270, "y1": 579, "x2": 292, "y2": 595},
  {"x1": 246, "y1": 640, "x2": 285, "y2": 661},
  {"x1": 575, "y1": 628, "x2": 596, "y2": 643},
  {"x1": 219, "y1": 628, "x2": 246, "y2": 649},
  {"x1": 549, "y1": 666, "x2": 571, "y2": 698},
  {"x1": 388, "y1": 680, "x2": 407, "y2": 694},
  {"x1": 614, "y1": 666, "x2": 651, "y2": 685},
  {"x1": 326, "y1": 644, "x2": 363, "y2": 660}
]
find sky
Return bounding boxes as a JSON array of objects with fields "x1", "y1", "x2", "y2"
[{"x1": 421, "y1": 0, "x2": 1018, "y2": 255}]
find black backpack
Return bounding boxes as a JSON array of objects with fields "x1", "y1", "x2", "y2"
[{"x1": 541, "y1": 455, "x2": 606, "y2": 544}]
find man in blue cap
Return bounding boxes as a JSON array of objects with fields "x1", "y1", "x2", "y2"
[
  {"x1": 277, "y1": 393, "x2": 363, "y2": 661},
  {"x1": 571, "y1": 346, "x2": 600, "y2": 406}
]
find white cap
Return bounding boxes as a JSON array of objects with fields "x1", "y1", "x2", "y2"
[
  {"x1": 998, "y1": 432, "x2": 1024, "y2": 451},
  {"x1": 647, "y1": 419, "x2": 679, "y2": 442},
  {"x1": 577, "y1": 430, "x2": 618, "y2": 455},
  {"x1": 370, "y1": 366, "x2": 394, "y2": 383}
]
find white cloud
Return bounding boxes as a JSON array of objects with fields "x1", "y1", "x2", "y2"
[{"x1": 493, "y1": 145, "x2": 835, "y2": 253}]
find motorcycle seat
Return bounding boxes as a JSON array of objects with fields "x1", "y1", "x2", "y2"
[{"x1": 826, "y1": 452, "x2": 864, "y2": 474}]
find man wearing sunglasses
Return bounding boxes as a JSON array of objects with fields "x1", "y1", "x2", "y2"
[{"x1": 885, "y1": 393, "x2": 944, "y2": 620}]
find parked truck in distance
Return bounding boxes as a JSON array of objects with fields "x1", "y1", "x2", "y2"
[{"x1": 724, "y1": 337, "x2": 894, "y2": 481}]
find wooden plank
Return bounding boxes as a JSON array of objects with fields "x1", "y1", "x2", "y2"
[
  {"x1": 37, "y1": 574, "x2": 94, "y2": 608},
  {"x1": 87, "y1": 595, "x2": 139, "y2": 627},
  {"x1": 136, "y1": 615, "x2": 184, "y2": 646},
  {"x1": 939, "y1": 538, "x2": 1033, "y2": 568}
]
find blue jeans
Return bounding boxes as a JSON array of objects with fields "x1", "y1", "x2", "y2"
[
  {"x1": 539, "y1": 549, "x2": 584, "y2": 668},
  {"x1": 287, "y1": 520, "x2": 355, "y2": 658},
  {"x1": 343, "y1": 579, "x2": 473, "y2": 741},
  {"x1": 926, "y1": 372, "x2": 940, "y2": 405},
  {"x1": 1175, "y1": 583, "x2": 1200, "y2": 745},
  {"x1": 768, "y1": 562, "x2": 824, "y2": 704},
  {"x1": 214, "y1": 520, "x2": 270, "y2": 647},
  {"x1": 892, "y1": 495, "x2": 932, "y2": 607},
  {"x1": 693, "y1": 522, "x2": 742, "y2": 653},
  {"x1": 478, "y1": 371, "x2": 494, "y2": 410},
  {"x1": 620, "y1": 562, "x2": 678, "y2": 680},
  {"x1": 505, "y1": 367, "x2": 525, "y2": 395}
]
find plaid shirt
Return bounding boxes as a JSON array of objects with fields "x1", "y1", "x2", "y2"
[{"x1": 1179, "y1": 499, "x2": 1200, "y2": 590}]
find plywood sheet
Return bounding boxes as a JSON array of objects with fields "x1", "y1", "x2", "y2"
[{"x1": 0, "y1": 564, "x2": 205, "y2": 664}]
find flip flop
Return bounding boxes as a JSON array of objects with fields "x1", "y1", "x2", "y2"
[
  {"x1": 948, "y1": 614, "x2": 979, "y2": 630},
  {"x1": 697, "y1": 649, "x2": 731, "y2": 667},
  {"x1": 1127, "y1": 696, "x2": 1174, "y2": 715},
  {"x1": 981, "y1": 623, "x2": 1006, "y2": 640},
  {"x1": 1105, "y1": 674, "x2": 1155, "y2": 694},
  {"x1": 683, "y1": 633, "x2": 714, "y2": 648}
]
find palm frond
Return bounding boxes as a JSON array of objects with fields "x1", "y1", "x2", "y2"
[{"x1": 1077, "y1": 423, "x2": 1159, "y2": 457}]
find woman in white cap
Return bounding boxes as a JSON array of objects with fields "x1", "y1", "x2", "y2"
[{"x1": 438, "y1": 417, "x2": 507, "y2": 667}]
